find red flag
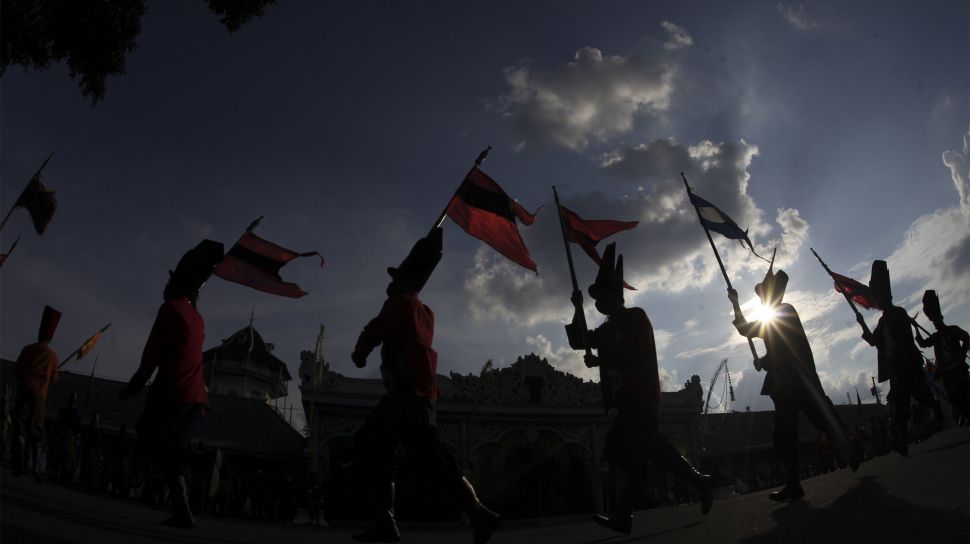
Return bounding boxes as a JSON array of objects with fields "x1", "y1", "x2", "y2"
[
  {"x1": 832, "y1": 272, "x2": 879, "y2": 310},
  {"x1": 560, "y1": 205, "x2": 638, "y2": 288},
  {"x1": 15, "y1": 176, "x2": 57, "y2": 235},
  {"x1": 446, "y1": 167, "x2": 539, "y2": 272},
  {"x1": 214, "y1": 232, "x2": 324, "y2": 298}
]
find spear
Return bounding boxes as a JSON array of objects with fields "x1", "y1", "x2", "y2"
[
  {"x1": 0, "y1": 235, "x2": 21, "y2": 268},
  {"x1": 681, "y1": 172, "x2": 761, "y2": 368},
  {"x1": 809, "y1": 248, "x2": 872, "y2": 338},
  {"x1": 552, "y1": 187, "x2": 593, "y2": 361}
]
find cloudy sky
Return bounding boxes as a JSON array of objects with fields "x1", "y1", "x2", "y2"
[{"x1": 2, "y1": 1, "x2": 967, "y2": 426}]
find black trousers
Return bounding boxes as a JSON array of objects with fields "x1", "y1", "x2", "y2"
[
  {"x1": 771, "y1": 387, "x2": 848, "y2": 480},
  {"x1": 353, "y1": 391, "x2": 466, "y2": 510},
  {"x1": 136, "y1": 402, "x2": 203, "y2": 475}
]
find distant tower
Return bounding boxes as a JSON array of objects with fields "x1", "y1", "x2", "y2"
[{"x1": 204, "y1": 322, "x2": 291, "y2": 400}]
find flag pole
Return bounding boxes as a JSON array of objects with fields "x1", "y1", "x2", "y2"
[
  {"x1": 552, "y1": 187, "x2": 594, "y2": 365},
  {"x1": 809, "y1": 248, "x2": 872, "y2": 338},
  {"x1": 86, "y1": 355, "x2": 100, "y2": 407},
  {"x1": 59, "y1": 323, "x2": 112, "y2": 368},
  {"x1": 431, "y1": 146, "x2": 492, "y2": 233},
  {"x1": 0, "y1": 235, "x2": 21, "y2": 268},
  {"x1": 681, "y1": 172, "x2": 761, "y2": 365},
  {"x1": 0, "y1": 153, "x2": 55, "y2": 233}
]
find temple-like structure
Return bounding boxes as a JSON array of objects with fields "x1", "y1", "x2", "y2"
[
  {"x1": 204, "y1": 325, "x2": 291, "y2": 401},
  {"x1": 300, "y1": 353, "x2": 705, "y2": 520}
]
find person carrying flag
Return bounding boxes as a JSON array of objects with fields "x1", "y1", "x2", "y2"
[
  {"x1": 728, "y1": 266, "x2": 858, "y2": 502},
  {"x1": 915, "y1": 290, "x2": 969, "y2": 426},
  {"x1": 119, "y1": 239, "x2": 224, "y2": 529},
  {"x1": 857, "y1": 261, "x2": 943, "y2": 455},
  {"x1": 565, "y1": 243, "x2": 712, "y2": 535},
  {"x1": 11, "y1": 305, "x2": 61, "y2": 480},
  {"x1": 350, "y1": 227, "x2": 500, "y2": 544}
]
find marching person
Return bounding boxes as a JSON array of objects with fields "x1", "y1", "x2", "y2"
[
  {"x1": 350, "y1": 227, "x2": 500, "y2": 544},
  {"x1": 858, "y1": 261, "x2": 943, "y2": 455},
  {"x1": 915, "y1": 289, "x2": 969, "y2": 426},
  {"x1": 728, "y1": 266, "x2": 858, "y2": 502},
  {"x1": 566, "y1": 243, "x2": 712, "y2": 535},
  {"x1": 119, "y1": 240, "x2": 224, "y2": 529},
  {"x1": 11, "y1": 305, "x2": 61, "y2": 481}
]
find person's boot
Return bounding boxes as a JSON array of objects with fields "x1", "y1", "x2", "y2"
[
  {"x1": 353, "y1": 482, "x2": 400, "y2": 543},
  {"x1": 162, "y1": 475, "x2": 196, "y2": 529},
  {"x1": 592, "y1": 511, "x2": 633, "y2": 535},
  {"x1": 456, "y1": 476, "x2": 501, "y2": 544},
  {"x1": 593, "y1": 468, "x2": 634, "y2": 535},
  {"x1": 665, "y1": 449, "x2": 714, "y2": 515},
  {"x1": 768, "y1": 480, "x2": 804, "y2": 502}
]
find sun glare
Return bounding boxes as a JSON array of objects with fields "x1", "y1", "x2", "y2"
[
  {"x1": 741, "y1": 296, "x2": 777, "y2": 324},
  {"x1": 749, "y1": 302, "x2": 777, "y2": 324}
]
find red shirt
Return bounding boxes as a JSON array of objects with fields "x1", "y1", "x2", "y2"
[
  {"x1": 353, "y1": 292, "x2": 438, "y2": 398},
  {"x1": 128, "y1": 298, "x2": 208, "y2": 406},
  {"x1": 15, "y1": 342, "x2": 59, "y2": 398}
]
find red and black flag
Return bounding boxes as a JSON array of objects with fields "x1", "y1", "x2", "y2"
[
  {"x1": 15, "y1": 175, "x2": 57, "y2": 235},
  {"x1": 559, "y1": 205, "x2": 638, "y2": 287},
  {"x1": 832, "y1": 272, "x2": 879, "y2": 310},
  {"x1": 214, "y1": 232, "x2": 324, "y2": 298},
  {"x1": 446, "y1": 167, "x2": 539, "y2": 272}
]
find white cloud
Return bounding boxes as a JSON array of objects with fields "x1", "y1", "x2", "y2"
[
  {"x1": 942, "y1": 129, "x2": 970, "y2": 225},
  {"x1": 499, "y1": 47, "x2": 676, "y2": 150},
  {"x1": 777, "y1": 3, "x2": 818, "y2": 31},
  {"x1": 660, "y1": 21, "x2": 694, "y2": 51},
  {"x1": 525, "y1": 333, "x2": 597, "y2": 382}
]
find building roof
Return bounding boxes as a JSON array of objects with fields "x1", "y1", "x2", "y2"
[
  {"x1": 203, "y1": 326, "x2": 292, "y2": 381},
  {"x1": 1, "y1": 359, "x2": 305, "y2": 460}
]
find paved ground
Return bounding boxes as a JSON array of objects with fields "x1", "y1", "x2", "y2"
[{"x1": 2, "y1": 427, "x2": 968, "y2": 544}]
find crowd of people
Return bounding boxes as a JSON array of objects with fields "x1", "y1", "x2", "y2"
[{"x1": 4, "y1": 228, "x2": 967, "y2": 543}]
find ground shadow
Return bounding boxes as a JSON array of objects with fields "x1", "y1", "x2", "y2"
[
  {"x1": 584, "y1": 519, "x2": 705, "y2": 543},
  {"x1": 736, "y1": 476, "x2": 969, "y2": 544}
]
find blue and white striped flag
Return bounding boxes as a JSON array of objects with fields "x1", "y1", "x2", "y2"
[{"x1": 688, "y1": 190, "x2": 768, "y2": 261}]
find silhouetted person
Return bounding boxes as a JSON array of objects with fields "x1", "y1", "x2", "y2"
[
  {"x1": 80, "y1": 412, "x2": 103, "y2": 492},
  {"x1": 350, "y1": 228, "x2": 500, "y2": 544},
  {"x1": 566, "y1": 243, "x2": 712, "y2": 535},
  {"x1": 119, "y1": 240, "x2": 224, "y2": 529},
  {"x1": 11, "y1": 305, "x2": 61, "y2": 481},
  {"x1": 729, "y1": 267, "x2": 858, "y2": 501},
  {"x1": 915, "y1": 290, "x2": 970, "y2": 426},
  {"x1": 51, "y1": 391, "x2": 82, "y2": 484},
  {"x1": 859, "y1": 260, "x2": 943, "y2": 455}
]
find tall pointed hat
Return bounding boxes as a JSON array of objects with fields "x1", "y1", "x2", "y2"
[
  {"x1": 588, "y1": 242, "x2": 624, "y2": 299},
  {"x1": 387, "y1": 227, "x2": 443, "y2": 293},
  {"x1": 868, "y1": 260, "x2": 891, "y2": 303},
  {"x1": 922, "y1": 289, "x2": 942, "y2": 322},
  {"x1": 39, "y1": 305, "x2": 61, "y2": 342},
  {"x1": 170, "y1": 239, "x2": 225, "y2": 294},
  {"x1": 754, "y1": 249, "x2": 787, "y2": 304}
]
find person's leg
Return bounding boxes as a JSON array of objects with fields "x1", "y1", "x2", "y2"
[
  {"x1": 352, "y1": 395, "x2": 402, "y2": 543},
  {"x1": 651, "y1": 434, "x2": 713, "y2": 513},
  {"x1": 404, "y1": 402, "x2": 500, "y2": 544},
  {"x1": 769, "y1": 398, "x2": 804, "y2": 500},
  {"x1": 888, "y1": 384, "x2": 912, "y2": 455},
  {"x1": 802, "y1": 391, "x2": 859, "y2": 471}
]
